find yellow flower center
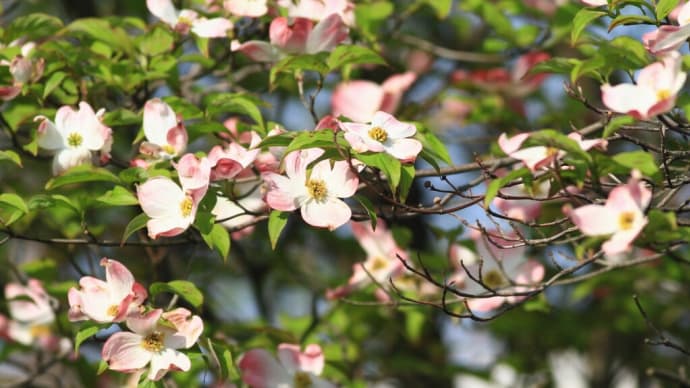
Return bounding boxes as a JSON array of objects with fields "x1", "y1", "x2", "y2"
[
  {"x1": 368, "y1": 126, "x2": 388, "y2": 143},
  {"x1": 657, "y1": 89, "x2": 671, "y2": 101},
  {"x1": 483, "y1": 269, "x2": 506, "y2": 288},
  {"x1": 29, "y1": 324, "x2": 52, "y2": 339},
  {"x1": 293, "y1": 371, "x2": 313, "y2": 388},
  {"x1": 67, "y1": 132, "x2": 83, "y2": 147},
  {"x1": 618, "y1": 211, "x2": 636, "y2": 230},
  {"x1": 180, "y1": 196, "x2": 194, "y2": 217},
  {"x1": 141, "y1": 331, "x2": 164, "y2": 352},
  {"x1": 545, "y1": 147, "x2": 559, "y2": 157},
  {"x1": 106, "y1": 304, "x2": 119, "y2": 317},
  {"x1": 368, "y1": 256, "x2": 388, "y2": 272},
  {"x1": 306, "y1": 179, "x2": 327, "y2": 201},
  {"x1": 162, "y1": 144, "x2": 176, "y2": 155}
]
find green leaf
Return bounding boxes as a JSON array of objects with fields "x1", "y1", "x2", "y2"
[
  {"x1": 656, "y1": 0, "x2": 680, "y2": 20},
  {"x1": 268, "y1": 210, "x2": 290, "y2": 250},
  {"x1": 424, "y1": 0, "x2": 452, "y2": 18},
  {"x1": 354, "y1": 195, "x2": 377, "y2": 230},
  {"x1": 45, "y1": 165, "x2": 120, "y2": 190},
  {"x1": 484, "y1": 167, "x2": 531, "y2": 207},
  {"x1": 326, "y1": 45, "x2": 386, "y2": 71},
  {"x1": 96, "y1": 360, "x2": 109, "y2": 375},
  {"x1": 571, "y1": 9, "x2": 607, "y2": 44},
  {"x1": 206, "y1": 93, "x2": 265, "y2": 132},
  {"x1": 611, "y1": 151, "x2": 659, "y2": 178},
  {"x1": 398, "y1": 164, "x2": 416, "y2": 203},
  {"x1": 269, "y1": 53, "x2": 329, "y2": 87},
  {"x1": 6, "y1": 13, "x2": 63, "y2": 41},
  {"x1": 200, "y1": 223, "x2": 231, "y2": 261},
  {"x1": 603, "y1": 115, "x2": 634, "y2": 137},
  {"x1": 149, "y1": 280, "x2": 204, "y2": 309},
  {"x1": 27, "y1": 194, "x2": 80, "y2": 213},
  {"x1": 608, "y1": 14, "x2": 657, "y2": 32},
  {"x1": 96, "y1": 186, "x2": 139, "y2": 207},
  {"x1": 416, "y1": 125, "x2": 452, "y2": 165},
  {"x1": 0, "y1": 150, "x2": 21, "y2": 167},
  {"x1": 354, "y1": 2, "x2": 394, "y2": 38},
  {"x1": 42, "y1": 71, "x2": 67, "y2": 99},
  {"x1": 529, "y1": 58, "x2": 580, "y2": 75},
  {"x1": 285, "y1": 130, "x2": 339, "y2": 155},
  {"x1": 528, "y1": 129, "x2": 593, "y2": 164},
  {"x1": 74, "y1": 324, "x2": 100, "y2": 354},
  {"x1": 0, "y1": 193, "x2": 28, "y2": 226},
  {"x1": 121, "y1": 213, "x2": 150, "y2": 244},
  {"x1": 139, "y1": 26, "x2": 174, "y2": 56},
  {"x1": 103, "y1": 109, "x2": 140, "y2": 126},
  {"x1": 355, "y1": 152, "x2": 402, "y2": 193},
  {"x1": 68, "y1": 18, "x2": 134, "y2": 55},
  {"x1": 162, "y1": 96, "x2": 203, "y2": 120}
]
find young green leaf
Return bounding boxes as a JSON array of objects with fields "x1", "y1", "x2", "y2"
[
  {"x1": 268, "y1": 210, "x2": 290, "y2": 250},
  {"x1": 149, "y1": 280, "x2": 204, "y2": 309}
]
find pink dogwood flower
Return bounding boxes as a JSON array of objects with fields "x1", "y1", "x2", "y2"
[
  {"x1": 208, "y1": 131, "x2": 262, "y2": 181},
  {"x1": 175, "y1": 153, "x2": 212, "y2": 199},
  {"x1": 339, "y1": 111, "x2": 422, "y2": 163},
  {"x1": 141, "y1": 98, "x2": 188, "y2": 159},
  {"x1": 239, "y1": 343, "x2": 335, "y2": 388},
  {"x1": 601, "y1": 52, "x2": 686, "y2": 120},
  {"x1": 498, "y1": 131, "x2": 607, "y2": 171},
  {"x1": 643, "y1": 3, "x2": 690, "y2": 54},
  {"x1": 224, "y1": 0, "x2": 268, "y2": 17},
  {"x1": 3, "y1": 279, "x2": 55, "y2": 346},
  {"x1": 332, "y1": 72, "x2": 416, "y2": 123},
  {"x1": 231, "y1": 14, "x2": 348, "y2": 62},
  {"x1": 567, "y1": 172, "x2": 651, "y2": 255},
  {"x1": 137, "y1": 176, "x2": 203, "y2": 239},
  {"x1": 263, "y1": 148, "x2": 358, "y2": 230},
  {"x1": 326, "y1": 220, "x2": 406, "y2": 300},
  {"x1": 580, "y1": 0, "x2": 607, "y2": 6},
  {"x1": 449, "y1": 230, "x2": 545, "y2": 312},
  {"x1": 35, "y1": 101, "x2": 112, "y2": 175},
  {"x1": 278, "y1": 0, "x2": 355, "y2": 25},
  {"x1": 67, "y1": 258, "x2": 147, "y2": 323},
  {"x1": 102, "y1": 308, "x2": 203, "y2": 381},
  {"x1": 147, "y1": 0, "x2": 233, "y2": 38}
]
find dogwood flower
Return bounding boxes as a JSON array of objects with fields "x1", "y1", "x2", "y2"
[
  {"x1": 580, "y1": 0, "x2": 607, "y2": 6},
  {"x1": 339, "y1": 111, "x2": 423, "y2": 162},
  {"x1": 643, "y1": 2, "x2": 690, "y2": 54},
  {"x1": 231, "y1": 14, "x2": 348, "y2": 62},
  {"x1": 208, "y1": 131, "x2": 262, "y2": 181},
  {"x1": 239, "y1": 343, "x2": 335, "y2": 388},
  {"x1": 601, "y1": 52, "x2": 686, "y2": 120},
  {"x1": 498, "y1": 132, "x2": 607, "y2": 171},
  {"x1": 567, "y1": 172, "x2": 651, "y2": 255},
  {"x1": 147, "y1": 0, "x2": 233, "y2": 38},
  {"x1": 332, "y1": 72, "x2": 417, "y2": 123},
  {"x1": 137, "y1": 176, "x2": 202, "y2": 239},
  {"x1": 35, "y1": 101, "x2": 111, "y2": 175},
  {"x1": 448, "y1": 230, "x2": 545, "y2": 312},
  {"x1": 278, "y1": 0, "x2": 355, "y2": 26},
  {"x1": 2, "y1": 279, "x2": 55, "y2": 346},
  {"x1": 326, "y1": 220, "x2": 406, "y2": 299},
  {"x1": 263, "y1": 148, "x2": 358, "y2": 230},
  {"x1": 224, "y1": 0, "x2": 268, "y2": 17},
  {"x1": 141, "y1": 98, "x2": 188, "y2": 159},
  {"x1": 67, "y1": 258, "x2": 147, "y2": 323},
  {"x1": 102, "y1": 308, "x2": 203, "y2": 381},
  {"x1": 175, "y1": 153, "x2": 212, "y2": 199}
]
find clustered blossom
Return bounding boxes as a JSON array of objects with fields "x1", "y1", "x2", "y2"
[
  {"x1": 35, "y1": 101, "x2": 113, "y2": 175},
  {"x1": 264, "y1": 148, "x2": 359, "y2": 230},
  {"x1": 643, "y1": 1, "x2": 690, "y2": 54},
  {"x1": 231, "y1": 13, "x2": 348, "y2": 62},
  {"x1": 326, "y1": 220, "x2": 406, "y2": 300},
  {"x1": 0, "y1": 40, "x2": 44, "y2": 101},
  {"x1": 140, "y1": 98, "x2": 188, "y2": 160},
  {"x1": 567, "y1": 171, "x2": 651, "y2": 255},
  {"x1": 339, "y1": 110, "x2": 423, "y2": 162},
  {"x1": 147, "y1": 0, "x2": 233, "y2": 38},
  {"x1": 332, "y1": 72, "x2": 417, "y2": 123},
  {"x1": 498, "y1": 131, "x2": 607, "y2": 171},
  {"x1": 601, "y1": 51, "x2": 686, "y2": 120},
  {"x1": 68, "y1": 258, "x2": 147, "y2": 323},
  {"x1": 448, "y1": 230, "x2": 545, "y2": 312},
  {"x1": 0, "y1": 279, "x2": 70, "y2": 353},
  {"x1": 66, "y1": 258, "x2": 203, "y2": 381},
  {"x1": 239, "y1": 343, "x2": 335, "y2": 388}
]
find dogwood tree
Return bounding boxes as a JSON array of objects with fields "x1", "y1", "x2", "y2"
[{"x1": 1, "y1": 0, "x2": 690, "y2": 386}]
